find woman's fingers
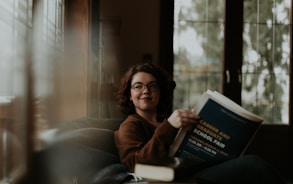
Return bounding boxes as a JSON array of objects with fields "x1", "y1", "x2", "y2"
[{"x1": 168, "y1": 109, "x2": 200, "y2": 128}]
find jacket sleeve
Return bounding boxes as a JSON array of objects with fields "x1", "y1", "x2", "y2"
[{"x1": 114, "y1": 117, "x2": 178, "y2": 172}]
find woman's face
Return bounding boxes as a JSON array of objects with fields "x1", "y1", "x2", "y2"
[{"x1": 130, "y1": 72, "x2": 160, "y2": 114}]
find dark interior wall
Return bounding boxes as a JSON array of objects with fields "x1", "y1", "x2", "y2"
[
  {"x1": 87, "y1": 0, "x2": 161, "y2": 118},
  {"x1": 159, "y1": 0, "x2": 174, "y2": 76},
  {"x1": 99, "y1": 0, "x2": 160, "y2": 74},
  {"x1": 59, "y1": 0, "x2": 161, "y2": 119}
]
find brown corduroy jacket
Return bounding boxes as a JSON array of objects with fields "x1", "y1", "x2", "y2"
[{"x1": 114, "y1": 114, "x2": 178, "y2": 172}]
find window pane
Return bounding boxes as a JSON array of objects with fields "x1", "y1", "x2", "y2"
[
  {"x1": 173, "y1": 0, "x2": 225, "y2": 110},
  {"x1": 32, "y1": 0, "x2": 65, "y2": 148},
  {"x1": 0, "y1": 0, "x2": 32, "y2": 182},
  {"x1": 242, "y1": 0, "x2": 291, "y2": 124}
]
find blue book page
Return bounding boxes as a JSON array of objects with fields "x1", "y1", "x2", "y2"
[{"x1": 175, "y1": 99, "x2": 261, "y2": 161}]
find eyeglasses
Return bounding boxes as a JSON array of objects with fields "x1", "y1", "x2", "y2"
[{"x1": 131, "y1": 82, "x2": 159, "y2": 91}]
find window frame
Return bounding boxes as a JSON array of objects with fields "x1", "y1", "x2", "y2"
[
  {"x1": 159, "y1": 0, "x2": 292, "y2": 126},
  {"x1": 160, "y1": 0, "x2": 293, "y2": 176}
]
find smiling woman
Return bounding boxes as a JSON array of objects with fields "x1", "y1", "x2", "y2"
[
  {"x1": 116, "y1": 63, "x2": 174, "y2": 120},
  {"x1": 114, "y1": 62, "x2": 287, "y2": 184}
]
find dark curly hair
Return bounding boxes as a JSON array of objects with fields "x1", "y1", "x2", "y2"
[{"x1": 117, "y1": 62, "x2": 176, "y2": 121}]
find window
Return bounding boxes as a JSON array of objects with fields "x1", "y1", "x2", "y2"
[
  {"x1": 0, "y1": 0, "x2": 33, "y2": 182},
  {"x1": 173, "y1": 0, "x2": 292, "y2": 125},
  {"x1": 32, "y1": 0, "x2": 64, "y2": 145},
  {"x1": 0, "y1": 0, "x2": 64, "y2": 182}
]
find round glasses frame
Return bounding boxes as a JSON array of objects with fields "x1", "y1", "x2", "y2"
[{"x1": 131, "y1": 82, "x2": 159, "y2": 92}]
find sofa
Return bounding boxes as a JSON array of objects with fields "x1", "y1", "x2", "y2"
[
  {"x1": 28, "y1": 117, "x2": 130, "y2": 184},
  {"x1": 27, "y1": 117, "x2": 293, "y2": 184}
]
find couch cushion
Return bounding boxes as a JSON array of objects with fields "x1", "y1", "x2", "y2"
[
  {"x1": 52, "y1": 127, "x2": 119, "y2": 156},
  {"x1": 31, "y1": 128, "x2": 121, "y2": 184}
]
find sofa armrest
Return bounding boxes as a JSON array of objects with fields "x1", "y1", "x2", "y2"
[
  {"x1": 31, "y1": 127, "x2": 121, "y2": 184},
  {"x1": 49, "y1": 127, "x2": 119, "y2": 155},
  {"x1": 56, "y1": 117, "x2": 124, "y2": 133}
]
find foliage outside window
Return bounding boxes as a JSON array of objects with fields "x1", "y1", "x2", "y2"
[
  {"x1": 173, "y1": 0, "x2": 225, "y2": 110},
  {"x1": 173, "y1": 0, "x2": 291, "y2": 124},
  {"x1": 242, "y1": 0, "x2": 291, "y2": 124}
]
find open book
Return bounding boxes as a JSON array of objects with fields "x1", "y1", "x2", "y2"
[
  {"x1": 169, "y1": 89, "x2": 263, "y2": 161},
  {"x1": 134, "y1": 90, "x2": 263, "y2": 182}
]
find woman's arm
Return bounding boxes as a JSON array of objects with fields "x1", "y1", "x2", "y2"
[{"x1": 114, "y1": 116, "x2": 178, "y2": 172}]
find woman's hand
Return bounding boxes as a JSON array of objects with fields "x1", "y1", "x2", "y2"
[{"x1": 167, "y1": 109, "x2": 200, "y2": 129}]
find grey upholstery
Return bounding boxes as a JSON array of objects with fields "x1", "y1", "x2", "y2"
[
  {"x1": 51, "y1": 127, "x2": 119, "y2": 156},
  {"x1": 29, "y1": 118, "x2": 124, "y2": 184}
]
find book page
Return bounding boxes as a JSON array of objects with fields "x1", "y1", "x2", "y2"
[{"x1": 195, "y1": 90, "x2": 263, "y2": 123}]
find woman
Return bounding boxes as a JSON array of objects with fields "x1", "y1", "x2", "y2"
[{"x1": 114, "y1": 62, "x2": 286, "y2": 184}]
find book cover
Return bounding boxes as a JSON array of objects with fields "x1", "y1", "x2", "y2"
[{"x1": 169, "y1": 90, "x2": 263, "y2": 162}]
